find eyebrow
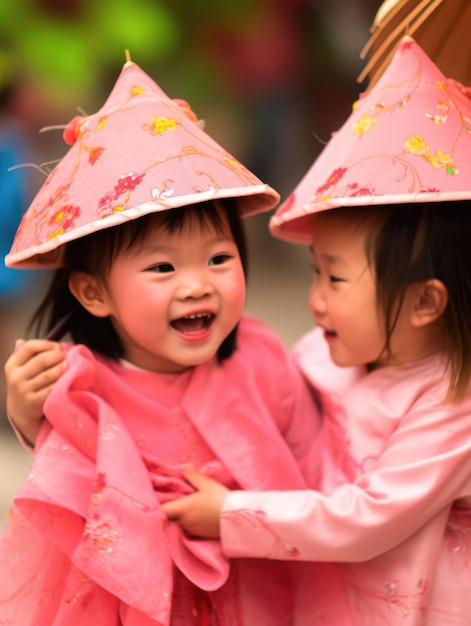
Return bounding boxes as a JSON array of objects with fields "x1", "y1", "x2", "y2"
[
  {"x1": 322, "y1": 253, "x2": 347, "y2": 265},
  {"x1": 135, "y1": 235, "x2": 236, "y2": 256},
  {"x1": 311, "y1": 246, "x2": 348, "y2": 266}
]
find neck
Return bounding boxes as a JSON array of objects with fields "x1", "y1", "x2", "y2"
[{"x1": 372, "y1": 320, "x2": 448, "y2": 370}]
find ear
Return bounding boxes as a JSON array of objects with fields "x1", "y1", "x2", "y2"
[
  {"x1": 68, "y1": 271, "x2": 111, "y2": 318},
  {"x1": 410, "y1": 279, "x2": 448, "y2": 328}
]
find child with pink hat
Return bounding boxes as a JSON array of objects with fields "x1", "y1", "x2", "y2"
[
  {"x1": 162, "y1": 37, "x2": 471, "y2": 624},
  {"x1": 0, "y1": 59, "x2": 325, "y2": 625}
]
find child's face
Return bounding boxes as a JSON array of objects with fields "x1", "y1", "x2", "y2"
[
  {"x1": 308, "y1": 210, "x2": 417, "y2": 369},
  {"x1": 96, "y1": 210, "x2": 246, "y2": 373}
]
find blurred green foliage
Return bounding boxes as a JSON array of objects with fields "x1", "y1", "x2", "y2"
[{"x1": 0, "y1": 0, "x2": 186, "y2": 104}]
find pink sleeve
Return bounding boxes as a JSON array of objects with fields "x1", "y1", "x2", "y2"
[{"x1": 220, "y1": 396, "x2": 471, "y2": 562}]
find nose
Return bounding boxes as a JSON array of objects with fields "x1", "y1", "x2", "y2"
[
  {"x1": 176, "y1": 270, "x2": 214, "y2": 300},
  {"x1": 308, "y1": 278, "x2": 327, "y2": 318}
]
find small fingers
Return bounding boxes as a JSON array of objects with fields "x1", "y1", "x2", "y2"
[
  {"x1": 38, "y1": 360, "x2": 67, "y2": 388},
  {"x1": 9, "y1": 345, "x2": 65, "y2": 387},
  {"x1": 161, "y1": 496, "x2": 189, "y2": 520},
  {"x1": 183, "y1": 467, "x2": 217, "y2": 491}
]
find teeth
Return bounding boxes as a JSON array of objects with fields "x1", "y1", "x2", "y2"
[{"x1": 185, "y1": 313, "x2": 209, "y2": 319}]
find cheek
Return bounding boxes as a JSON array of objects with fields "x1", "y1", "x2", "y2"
[
  {"x1": 233, "y1": 270, "x2": 246, "y2": 304},
  {"x1": 106, "y1": 271, "x2": 168, "y2": 320},
  {"x1": 307, "y1": 281, "x2": 317, "y2": 309},
  {"x1": 224, "y1": 264, "x2": 246, "y2": 306}
]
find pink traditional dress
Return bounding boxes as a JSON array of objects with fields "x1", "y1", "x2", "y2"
[
  {"x1": 0, "y1": 315, "x2": 323, "y2": 626},
  {"x1": 220, "y1": 327, "x2": 471, "y2": 624}
]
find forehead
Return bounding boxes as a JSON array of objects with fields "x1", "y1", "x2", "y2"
[
  {"x1": 309, "y1": 209, "x2": 381, "y2": 270},
  {"x1": 311, "y1": 210, "x2": 368, "y2": 243}
]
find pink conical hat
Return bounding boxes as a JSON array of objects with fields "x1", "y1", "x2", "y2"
[
  {"x1": 6, "y1": 59, "x2": 280, "y2": 268},
  {"x1": 270, "y1": 36, "x2": 471, "y2": 243}
]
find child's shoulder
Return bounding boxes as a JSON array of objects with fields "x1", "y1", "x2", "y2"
[
  {"x1": 291, "y1": 327, "x2": 364, "y2": 396},
  {"x1": 234, "y1": 314, "x2": 307, "y2": 402},
  {"x1": 237, "y1": 313, "x2": 289, "y2": 358}
]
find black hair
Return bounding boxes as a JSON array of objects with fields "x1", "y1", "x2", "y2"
[
  {"x1": 29, "y1": 198, "x2": 248, "y2": 362},
  {"x1": 359, "y1": 200, "x2": 471, "y2": 400}
]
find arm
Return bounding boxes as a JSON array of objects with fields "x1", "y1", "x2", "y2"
[
  {"x1": 166, "y1": 384, "x2": 471, "y2": 560},
  {"x1": 5, "y1": 338, "x2": 66, "y2": 447},
  {"x1": 220, "y1": 396, "x2": 471, "y2": 562}
]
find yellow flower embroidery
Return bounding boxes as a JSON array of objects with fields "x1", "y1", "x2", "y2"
[
  {"x1": 97, "y1": 117, "x2": 108, "y2": 131},
  {"x1": 352, "y1": 114, "x2": 377, "y2": 137},
  {"x1": 427, "y1": 150, "x2": 457, "y2": 174},
  {"x1": 131, "y1": 85, "x2": 145, "y2": 97},
  {"x1": 47, "y1": 227, "x2": 65, "y2": 240},
  {"x1": 147, "y1": 116, "x2": 177, "y2": 135},
  {"x1": 404, "y1": 135, "x2": 429, "y2": 155},
  {"x1": 405, "y1": 135, "x2": 457, "y2": 175}
]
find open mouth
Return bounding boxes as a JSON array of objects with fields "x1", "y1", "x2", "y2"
[{"x1": 170, "y1": 313, "x2": 215, "y2": 334}]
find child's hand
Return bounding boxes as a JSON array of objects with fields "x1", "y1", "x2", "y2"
[
  {"x1": 162, "y1": 467, "x2": 230, "y2": 539},
  {"x1": 4, "y1": 338, "x2": 66, "y2": 446}
]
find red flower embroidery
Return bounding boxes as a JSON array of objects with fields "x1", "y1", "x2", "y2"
[
  {"x1": 349, "y1": 184, "x2": 375, "y2": 197},
  {"x1": 98, "y1": 191, "x2": 116, "y2": 211},
  {"x1": 113, "y1": 172, "x2": 145, "y2": 196},
  {"x1": 316, "y1": 168, "x2": 347, "y2": 195},
  {"x1": 420, "y1": 186, "x2": 440, "y2": 193},
  {"x1": 88, "y1": 146, "x2": 105, "y2": 165},
  {"x1": 47, "y1": 204, "x2": 81, "y2": 232},
  {"x1": 45, "y1": 183, "x2": 72, "y2": 209}
]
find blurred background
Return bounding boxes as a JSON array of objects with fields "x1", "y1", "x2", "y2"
[{"x1": 0, "y1": 0, "x2": 382, "y2": 528}]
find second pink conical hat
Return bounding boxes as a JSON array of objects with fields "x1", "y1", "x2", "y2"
[
  {"x1": 6, "y1": 59, "x2": 280, "y2": 268},
  {"x1": 270, "y1": 36, "x2": 471, "y2": 243}
]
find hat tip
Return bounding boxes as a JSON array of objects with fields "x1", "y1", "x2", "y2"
[{"x1": 124, "y1": 49, "x2": 133, "y2": 67}]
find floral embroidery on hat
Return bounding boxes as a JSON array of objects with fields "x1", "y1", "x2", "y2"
[
  {"x1": 404, "y1": 135, "x2": 457, "y2": 175},
  {"x1": 6, "y1": 60, "x2": 278, "y2": 268},
  {"x1": 47, "y1": 204, "x2": 81, "y2": 240},
  {"x1": 270, "y1": 37, "x2": 471, "y2": 243},
  {"x1": 353, "y1": 113, "x2": 378, "y2": 137},
  {"x1": 316, "y1": 168, "x2": 347, "y2": 195},
  {"x1": 143, "y1": 116, "x2": 178, "y2": 136},
  {"x1": 97, "y1": 171, "x2": 146, "y2": 218}
]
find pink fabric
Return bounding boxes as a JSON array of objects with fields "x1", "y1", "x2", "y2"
[
  {"x1": 221, "y1": 327, "x2": 471, "y2": 624},
  {"x1": 0, "y1": 315, "x2": 322, "y2": 625}
]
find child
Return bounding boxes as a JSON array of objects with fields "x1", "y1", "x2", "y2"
[
  {"x1": 0, "y1": 58, "x2": 325, "y2": 625},
  {"x1": 161, "y1": 38, "x2": 471, "y2": 624}
]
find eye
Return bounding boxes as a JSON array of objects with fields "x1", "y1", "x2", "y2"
[
  {"x1": 209, "y1": 254, "x2": 232, "y2": 266},
  {"x1": 329, "y1": 275, "x2": 344, "y2": 283},
  {"x1": 148, "y1": 262, "x2": 174, "y2": 273},
  {"x1": 311, "y1": 262, "x2": 320, "y2": 276}
]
